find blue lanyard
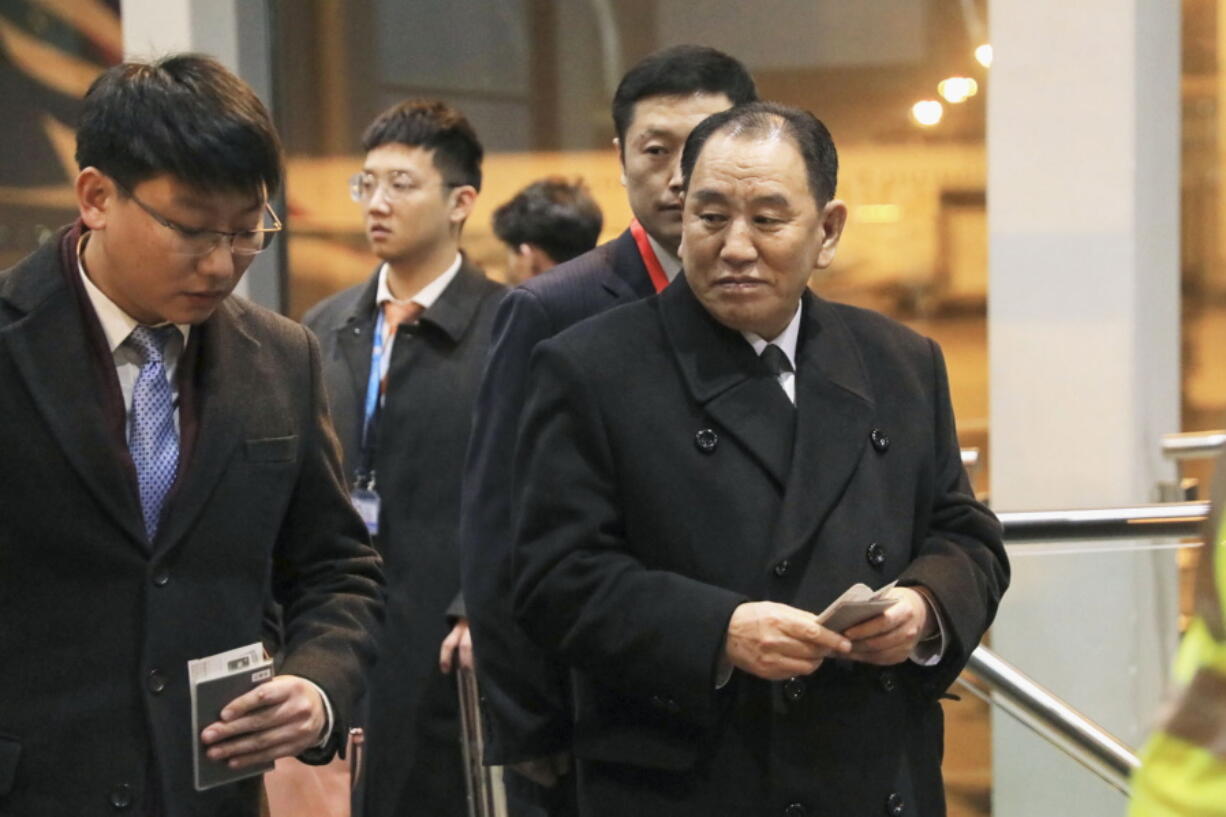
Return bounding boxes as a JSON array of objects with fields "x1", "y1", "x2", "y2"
[{"x1": 361, "y1": 308, "x2": 386, "y2": 451}]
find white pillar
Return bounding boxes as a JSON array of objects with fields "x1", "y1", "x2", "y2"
[
  {"x1": 987, "y1": 1, "x2": 1181, "y2": 815},
  {"x1": 119, "y1": 0, "x2": 281, "y2": 309}
]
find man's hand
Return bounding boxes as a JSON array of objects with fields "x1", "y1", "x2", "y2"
[
  {"x1": 725, "y1": 601, "x2": 852, "y2": 680},
  {"x1": 439, "y1": 617, "x2": 474, "y2": 673},
  {"x1": 201, "y1": 675, "x2": 327, "y2": 769},
  {"x1": 842, "y1": 586, "x2": 934, "y2": 666}
]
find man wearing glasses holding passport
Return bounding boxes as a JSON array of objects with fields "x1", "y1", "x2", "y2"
[{"x1": 0, "y1": 55, "x2": 383, "y2": 816}]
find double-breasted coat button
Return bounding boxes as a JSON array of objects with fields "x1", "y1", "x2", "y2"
[
  {"x1": 783, "y1": 676, "x2": 806, "y2": 703},
  {"x1": 866, "y1": 542, "x2": 886, "y2": 568},
  {"x1": 870, "y1": 427, "x2": 890, "y2": 452},
  {"x1": 650, "y1": 694, "x2": 665, "y2": 709},
  {"x1": 665, "y1": 698, "x2": 681, "y2": 715},
  {"x1": 694, "y1": 428, "x2": 719, "y2": 454},
  {"x1": 886, "y1": 792, "x2": 905, "y2": 816},
  {"x1": 785, "y1": 803, "x2": 807, "y2": 817},
  {"x1": 109, "y1": 783, "x2": 133, "y2": 810},
  {"x1": 879, "y1": 669, "x2": 897, "y2": 693},
  {"x1": 151, "y1": 568, "x2": 170, "y2": 587},
  {"x1": 774, "y1": 560, "x2": 790, "y2": 577},
  {"x1": 146, "y1": 669, "x2": 167, "y2": 695}
]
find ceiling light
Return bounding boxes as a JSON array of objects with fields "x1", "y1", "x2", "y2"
[
  {"x1": 938, "y1": 77, "x2": 979, "y2": 104},
  {"x1": 911, "y1": 100, "x2": 944, "y2": 127}
]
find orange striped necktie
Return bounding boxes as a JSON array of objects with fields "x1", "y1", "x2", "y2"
[
  {"x1": 377, "y1": 299, "x2": 424, "y2": 393},
  {"x1": 381, "y1": 299, "x2": 424, "y2": 342}
]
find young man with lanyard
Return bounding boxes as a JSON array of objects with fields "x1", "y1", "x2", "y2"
[
  {"x1": 303, "y1": 99, "x2": 505, "y2": 817},
  {"x1": 458, "y1": 44, "x2": 757, "y2": 817}
]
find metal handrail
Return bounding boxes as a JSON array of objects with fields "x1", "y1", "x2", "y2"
[
  {"x1": 997, "y1": 501, "x2": 1208, "y2": 543},
  {"x1": 1161, "y1": 430, "x2": 1226, "y2": 461},
  {"x1": 957, "y1": 646, "x2": 1138, "y2": 795},
  {"x1": 452, "y1": 491, "x2": 1199, "y2": 807},
  {"x1": 972, "y1": 498, "x2": 1202, "y2": 797}
]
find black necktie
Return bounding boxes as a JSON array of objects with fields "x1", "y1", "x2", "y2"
[{"x1": 760, "y1": 343, "x2": 793, "y2": 376}]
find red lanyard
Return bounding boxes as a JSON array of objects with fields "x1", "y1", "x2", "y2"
[{"x1": 629, "y1": 219, "x2": 670, "y2": 294}]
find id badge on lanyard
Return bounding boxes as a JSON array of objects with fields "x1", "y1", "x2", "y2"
[{"x1": 351, "y1": 309, "x2": 386, "y2": 535}]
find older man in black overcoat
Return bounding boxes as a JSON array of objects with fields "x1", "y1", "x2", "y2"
[{"x1": 511, "y1": 102, "x2": 1009, "y2": 817}]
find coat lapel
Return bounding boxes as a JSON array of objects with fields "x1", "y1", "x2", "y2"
[
  {"x1": 154, "y1": 298, "x2": 259, "y2": 553},
  {"x1": 0, "y1": 231, "x2": 148, "y2": 550},
  {"x1": 382, "y1": 259, "x2": 492, "y2": 389},
  {"x1": 770, "y1": 293, "x2": 875, "y2": 562},
  {"x1": 659, "y1": 276, "x2": 795, "y2": 487},
  {"x1": 416, "y1": 258, "x2": 493, "y2": 343},
  {"x1": 603, "y1": 228, "x2": 658, "y2": 302},
  {"x1": 334, "y1": 270, "x2": 381, "y2": 415}
]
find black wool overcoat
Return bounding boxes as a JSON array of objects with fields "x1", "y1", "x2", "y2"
[{"x1": 512, "y1": 274, "x2": 1009, "y2": 817}]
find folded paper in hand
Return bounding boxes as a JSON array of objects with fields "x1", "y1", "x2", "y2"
[
  {"x1": 188, "y1": 642, "x2": 274, "y2": 791},
  {"x1": 815, "y1": 581, "x2": 899, "y2": 633}
]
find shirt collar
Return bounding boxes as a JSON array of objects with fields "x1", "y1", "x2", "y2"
[
  {"x1": 376, "y1": 253, "x2": 463, "y2": 310},
  {"x1": 77, "y1": 245, "x2": 190, "y2": 353},
  {"x1": 645, "y1": 232, "x2": 682, "y2": 282},
  {"x1": 741, "y1": 301, "x2": 803, "y2": 368}
]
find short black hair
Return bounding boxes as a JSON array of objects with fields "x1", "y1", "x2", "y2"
[
  {"x1": 681, "y1": 101, "x2": 838, "y2": 205},
  {"x1": 612, "y1": 45, "x2": 757, "y2": 146},
  {"x1": 76, "y1": 54, "x2": 283, "y2": 197},
  {"x1": 361, "y1": 99, "x2": 484, "y2": 192},
  {"x1": 492, "y1": 177, "x2": 603, "y2": 264}
]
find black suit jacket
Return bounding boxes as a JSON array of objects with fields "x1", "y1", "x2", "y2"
[
  {"x1": 0, "y1": 227, "x2": 384, "y2": 817},
  {"x1": 512, "y1": 275, "x2": 1009, "y2": 817},
  {"x1": 459, "y1": 229, "x2": 655, "y2": 764},
  {"x1": 304, "y1": 259, "x2": 505, "y2": 817}
]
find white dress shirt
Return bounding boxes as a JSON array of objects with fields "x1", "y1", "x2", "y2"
[
  {"x1": 741, "y1": 304, "x2": 802, "y2": 404},
  {"x1": 78, "y1": 262, "x2": 189, "y2": 438},
  {"x1": 374, "y1": 254, "x2": 461, "y2": 376},
  {"x1": 645, "y1": 233, "x2": 682, "y2": 283}
]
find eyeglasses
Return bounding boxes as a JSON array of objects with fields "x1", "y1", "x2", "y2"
[
  {"x1": 116, "y1": 181, "x2": 283, "y2": 257},
  {"x1": 348, "y1": 171, "x2": 462, "y2": 204}
]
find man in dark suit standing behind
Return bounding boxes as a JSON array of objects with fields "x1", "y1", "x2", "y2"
[
  {"x1": 0, "y1": 55, "x2": 384, "y2": 817},
  {"x1": 512, "y1": 102, "x2": 1009, "y2": 817},
  {"x1": 459, "y1": 45, "x2": 756, "y2": 817},
  {"x1": 304, "y1": 99, "x2": 505, "y2": 817}
]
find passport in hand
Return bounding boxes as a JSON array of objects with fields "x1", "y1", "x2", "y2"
[{"x1": 815, "y1": 581, "x2": 898, "y2": 633}]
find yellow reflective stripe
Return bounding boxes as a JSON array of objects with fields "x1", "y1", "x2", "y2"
[
  {"x1": 1131, "y1": 732, "x2": 1226, "y2": 817},
  {"x1": 1164, "y1": 666, "x2": 1226, "y2": 756},
  {"x1": 1174, "y1": 621, "x2": 1226, "y2": 683}
]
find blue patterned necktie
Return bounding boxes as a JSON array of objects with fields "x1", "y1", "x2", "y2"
[{"x1": 125, "y1": 325, "x2": 180, "y2": 541}]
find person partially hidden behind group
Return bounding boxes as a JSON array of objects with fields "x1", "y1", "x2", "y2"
[{"x1": 492, "y1": 176, "x2": 603, "y2": 284}]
